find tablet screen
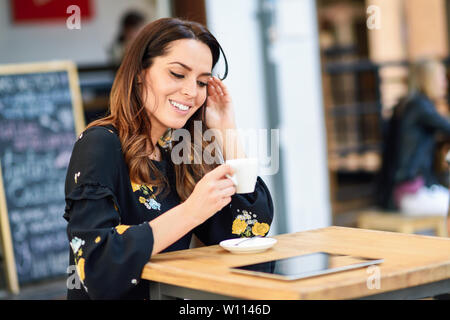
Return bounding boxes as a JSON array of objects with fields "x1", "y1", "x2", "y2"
[{"x1": 230, "y1": 252, "x2": 383, "y2": 281}]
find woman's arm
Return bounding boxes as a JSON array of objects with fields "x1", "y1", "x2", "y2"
[
  {"x1": 193, "y1": 176, "x2": 274, "y2": 245},
  {"x1": 149, "y1": 201, "x2": 196, "y2": 255},
  {"x1": 65, "y1": 127, "x2": 156, "y2": 299},
  {"x1": 66, "y1": 196, "x2": 154, "y2": 299},
  {"x1": 150, "y1": 163, "x2": 237, "y2": 254},
  {"x1": 65, "y1": 127, "x2": 236, "y2": 298},
  {"x1": 417, "y1": 98, "x2": 450, "y2": 135}
]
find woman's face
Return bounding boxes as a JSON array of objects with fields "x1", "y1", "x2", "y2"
[{"x1": 141, "y1": 39, "x2": 213, "y2": 133}]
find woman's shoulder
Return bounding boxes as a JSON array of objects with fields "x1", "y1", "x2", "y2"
[
  {"x1": 67, "y1": 125, "x2": 124, "y2": 189},
  {"x1": 395, "y1": 93, "x2": 433, "y2": 118},
  {"x1": 407, "y1": 92, "x2": 433, "y2": 109},
  {"x1": 76, "y1": 125, "x2": 121, "y2": 151},
  {"x1": 70, "y1": 124, "x2": 123, "y2": 167}
]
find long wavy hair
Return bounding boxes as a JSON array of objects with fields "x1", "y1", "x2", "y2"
[{"x1": 87, "y1": 17, "x2": 228, "y2": 201}]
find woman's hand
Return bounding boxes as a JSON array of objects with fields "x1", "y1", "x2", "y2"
[
  {"x1": 205, "y1": 77, "x2": 247, "y2": 160},
  {"x1": 150, "y1": 164, "x2": 236, "y2": 255},
  {"x1": 205, "y1": 76, "x2": 236, "y2": 131},
  {"x1": 183, "y1": 164, "x2": 236, "y2": 225}
]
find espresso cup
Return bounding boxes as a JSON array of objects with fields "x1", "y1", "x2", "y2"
[{"x1": 225, "y1": 158, "x2": 258, "y2": 194}]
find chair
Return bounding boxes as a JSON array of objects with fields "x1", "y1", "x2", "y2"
[{"x1": 357, "y1": 210, "x2": 447, "y2": 237}]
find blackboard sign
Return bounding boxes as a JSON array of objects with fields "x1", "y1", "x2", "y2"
[{"x1": 0, "y1": 61, "x2": 85, "y2": 293}]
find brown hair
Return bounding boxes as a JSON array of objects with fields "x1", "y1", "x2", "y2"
[{"x1": 87, "y1": 17, "x2": 228, "y2": 201}]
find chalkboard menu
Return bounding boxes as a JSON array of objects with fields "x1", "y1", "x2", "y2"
[{"x1": 0, "y1": 61, "x2": 84, "y2": 293}]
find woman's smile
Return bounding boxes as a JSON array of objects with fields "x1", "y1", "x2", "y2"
[{"x1": 169, "y1": 99, "x2": 192, "y2": 114}]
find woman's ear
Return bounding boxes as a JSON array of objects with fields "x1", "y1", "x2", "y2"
[
  {"x1": 137, "y1": 69, "x2": 147, "y2": 85},
  {"x1": 137, "y1": 74, "x2": 143, "y2": 85}
]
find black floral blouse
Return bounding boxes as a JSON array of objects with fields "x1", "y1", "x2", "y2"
[{"x1": 63, "y1": 125, "x2": 274, "y2": 300}]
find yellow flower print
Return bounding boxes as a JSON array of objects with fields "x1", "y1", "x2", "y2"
[
  {"x1": 95, "y1": 236, "x2": 101, "y2": 243},
  {"x1": 132, "y1": 181, "x2": 154, "y2": 194},
  {"x1": 77, "y1": 248, "x2": 83, "y2": 257},
  {"x1": 77, "y1": 258, "x2": 85, "y2": 281},
  {"x1": 232, "y1": 218, "x2": 247, "y2": 235},
  {"x1": 115, "y1": 225, "x2": 131, "y2": 235},
  {"x1": 131, "y1": 181, "x2": 141, "y2": 192},
  {"x1": 252, "y1": 222, "x2": 270, "y2": 236},
  {"x1": 132, "y1": 182, "x2": 160, "y2": 211},
  {"x1": 158, "y1": 129, "x2": 172, "y2": 148},
  {"x1": 142, "y1": 185, "x2": 154, "y2": 193}
]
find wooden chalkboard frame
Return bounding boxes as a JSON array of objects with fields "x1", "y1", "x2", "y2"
[{"x1": 0, "y1": 61, "x2": 85, "y2": 294}]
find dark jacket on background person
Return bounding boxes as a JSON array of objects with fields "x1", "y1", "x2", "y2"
[{"x1": 378, "y1": 92, "x2": 450, "y2": 210}]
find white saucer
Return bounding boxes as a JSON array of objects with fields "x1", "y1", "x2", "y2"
[{"x1": 219, "y1": 237, "x2": 277, "y2": 254}]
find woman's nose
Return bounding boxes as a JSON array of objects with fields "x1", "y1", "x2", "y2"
[{"x1": 181, "y1": 80, "x2": 197, "y2": 98}]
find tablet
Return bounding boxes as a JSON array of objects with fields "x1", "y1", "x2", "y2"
[{"x1": 230, "y1": 252, "x2": 384, "y2": 281}]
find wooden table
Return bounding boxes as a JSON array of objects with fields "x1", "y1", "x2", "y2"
[{"x1": 141, "y1": 226, "x2": 450, "y2": 300}]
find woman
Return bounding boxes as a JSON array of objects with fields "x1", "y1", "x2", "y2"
[
  {"x1": 63, "y1": 18, "x2": 274, "y2": 300},
  {"x1": 379, "y1": 59, "x2": 450, "y2": 223},
  {"x1": 108, "y1": 11, "x2": 146, "y2": 65}
]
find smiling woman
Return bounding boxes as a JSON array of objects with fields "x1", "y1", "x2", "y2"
[
  {"x1": 63, "y1": 17, "x2": 274, "y2": 300},
  {"x1": 141, "y1": 39, "x2": 212, "y2": 132},
  {"x1": 90, "y1": 18, "x2": 229, "y2": 198}
]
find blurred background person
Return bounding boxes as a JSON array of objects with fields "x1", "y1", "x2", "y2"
[
  {"x1": 108, "y1": 10, "x2": 146, "y2": 65},
  {"x1": 379, "y1": 59, "x2": 450, "y2": 226}
]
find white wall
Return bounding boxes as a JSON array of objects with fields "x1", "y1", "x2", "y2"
[
  {"x1": 206, "y1": 0, "x2": 331, "y2": 234},
  {"x1": 274, "y1": 0, "x2": 331, "y2": 232},
  {"x1": 0, "y1": 0, "x2": 170, "y2": 65},
  {"x1": 205, "y1": 0, "x2": 278, "y2": 233},
  {"x1": 205, "y1": 0, "x2": 267, "y2": 131}
]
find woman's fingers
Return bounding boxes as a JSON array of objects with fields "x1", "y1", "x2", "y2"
[
  {"x1": 214, "y1": 178, "x2": 236, "y2": 190},
  {"x1": 208, "y1": 76, "x2": 228, "y2": 98},
  {"x1": 213, "y1": 76, "x2": 228, "y2": 96},
  {"x1": 207, "y1": 164, "x2": 235, "y2": 180},
  {"x1": 215, "y1": 84, "x2": 224, "y2": 96},
  {"x1": 221, "y1": 186, "x2": 236, "y2": 197},
  {"x1": 208, "y1": 80, "x2": 217, "y2": 95},
  {"x1": 220, "y1": 196, "x2": 232, "y2": 208},
  {"x1": 211, "y1": 77, "x2": 224, "y2": 96}
]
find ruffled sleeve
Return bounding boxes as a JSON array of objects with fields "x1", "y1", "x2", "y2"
[
  {"x1": 193, "y1": 176, "x2": 274, "y2": 245},
  {"x1": 64, "y1": 126, "x2": 154, "y2": 299}
]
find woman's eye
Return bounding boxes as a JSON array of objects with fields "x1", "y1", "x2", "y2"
[
  {"x1": 171, "y1": 71, "x2": 207, "y2": 88},
  {"x1": 170, "y1": 71, "x2": 184, "y2": 79}
]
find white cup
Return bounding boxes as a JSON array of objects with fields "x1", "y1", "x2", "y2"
[{"x1": 225, "y1": 158, "x2": 258, "y2": 194}]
